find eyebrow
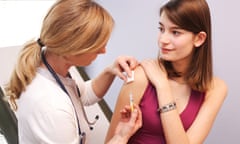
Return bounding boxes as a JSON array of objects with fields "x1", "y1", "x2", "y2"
[
  {"x1": 158, "y1": 21, "x2": 181, "y2": 30},
  {"x1": 159, "y1": 21, "x2": 163, "y2": 26}
]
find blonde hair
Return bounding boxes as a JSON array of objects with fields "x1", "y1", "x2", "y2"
[{"x1": 4, "y1": 0, "x2": 114, "y2": 110}]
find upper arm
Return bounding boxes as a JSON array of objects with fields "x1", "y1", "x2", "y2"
[
  {"x1": 187, "y1": 77, "x2": 228, "y2": 143},
  {"x1": 105, "y1": 65, "x2": 148, "y2": 142}
]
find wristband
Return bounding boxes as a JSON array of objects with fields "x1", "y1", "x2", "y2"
[{"x1": 157, "y1": 102, "x2": 176, "y2": 113}]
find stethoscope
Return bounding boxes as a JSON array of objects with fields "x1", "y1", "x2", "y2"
[{"x1": 41, "y1": 50, "x2": 99, "y2": 143}]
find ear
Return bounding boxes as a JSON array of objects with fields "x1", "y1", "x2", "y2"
[{"x1": 194, "y1": 31, "x2": 207, "y2": 47}]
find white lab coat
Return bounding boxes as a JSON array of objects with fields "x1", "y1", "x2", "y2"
[{"x1": 16, "y1": 67, "x2": 100, "y2": 144}]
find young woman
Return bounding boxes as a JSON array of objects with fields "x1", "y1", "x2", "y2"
[
  {"x1": 4, "y1": 0, "x2": 142, "y2": 143},
  {"x1": 105, "y1": 0, "x2": 228, "y2": 143}
]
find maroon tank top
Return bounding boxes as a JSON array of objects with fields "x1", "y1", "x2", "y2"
[{"x1": 128, "y1": 83, "x2": 205, "y2": 144}]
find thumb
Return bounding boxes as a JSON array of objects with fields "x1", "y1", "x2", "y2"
[{"x1": 129, "y1": 109, "x2": 138, "y2": 123}]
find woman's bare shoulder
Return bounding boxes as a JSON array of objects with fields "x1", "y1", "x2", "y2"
[
  {"x1": 118, "y1": 65, "x2": 149, "y2": 104},
  {"x1": 206, "y1": 76, "x2": 228, "y2": 101},
  {"x1": 213, "y1": 76, "x2": 228, "y2": 95}
]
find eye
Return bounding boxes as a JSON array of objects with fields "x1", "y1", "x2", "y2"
[
  {"x1": 172, "y1": 30, "x2": 181, "y2": 36},
  {"x1": 158, "y1": 26, "x2": 164, "y2": 33}
]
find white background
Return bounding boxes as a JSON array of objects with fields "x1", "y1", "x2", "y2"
[{"x1": 0, "y1": 0, "x2": 240, "y2": 143}]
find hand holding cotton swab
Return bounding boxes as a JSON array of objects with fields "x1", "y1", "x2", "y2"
[{"x1": 126, "y1": 70, "x2": 134, "y2": 83}]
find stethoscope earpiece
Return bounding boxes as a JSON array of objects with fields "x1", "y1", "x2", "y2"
[
  {"x1": 79, "y1": 100, "x2": 99, "y2": 129},
  {"x1": 88, "y1": 114, "x2": 99, "y2": 130},
  {"x1": 95, "y1": 115, "x2": 99, "y2": 120}
]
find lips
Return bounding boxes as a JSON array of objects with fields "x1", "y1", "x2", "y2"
[{"x1": 161, "y1": 48, "x2": 173, "y2": 54}]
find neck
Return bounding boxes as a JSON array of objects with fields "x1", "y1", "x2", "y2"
[
  {"x1": 171, "y1": 55, "x2": 192, "y2": 75},
  {"x1": 170, "y1": 77, "x2": 187, "y2": 85},
  {"x1": 42, "y1": 51, "x2": 71, "y2": 77}
]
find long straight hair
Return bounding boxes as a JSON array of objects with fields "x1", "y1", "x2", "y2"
[{"x1": 160, "y1": 0, "x2": 212, "y2": 92}]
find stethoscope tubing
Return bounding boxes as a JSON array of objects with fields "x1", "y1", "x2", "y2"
[{"x1": 41, "y1": 50, "x2": 98, "y2": 135}]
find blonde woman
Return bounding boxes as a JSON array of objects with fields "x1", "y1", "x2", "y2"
[{"x1": 5, "y1": 0, "x2": 142, "y2": 143}]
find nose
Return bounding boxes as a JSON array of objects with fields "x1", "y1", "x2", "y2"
[
  {"x1": 158, "y1": 32, "x2": 170, "y2": 44},
  {"x1": 98, "y1": 47, "x2": 106, "y2": 54}
]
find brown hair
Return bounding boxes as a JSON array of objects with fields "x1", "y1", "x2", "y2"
[
  {"x1": 160, "y1": 0, "x2": 212, "y2": 92},
  {"x1": 5, "y1": 0, "x2": 114, "y2": 110}
]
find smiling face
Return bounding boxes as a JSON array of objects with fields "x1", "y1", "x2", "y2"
[
  {"x1": 158, "y1": 11, "x2": 199, "y2": 65},
  {"x1": 158, "y1": 0, "x2": 211, "y2": 91}
]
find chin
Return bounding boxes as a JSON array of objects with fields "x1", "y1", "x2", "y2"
[
  {"x1": 159, "y1": 55, "x2": 167, "y2": 60},
  {"x1": 85, "y1": 61, "x2": 93, "y2": 66},
  {"x1": 76, "y1": 61, "x2": 91, "y2": 67}
]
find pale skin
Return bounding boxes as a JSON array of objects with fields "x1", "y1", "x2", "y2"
[{"x1": 105, "y1": 11, "x2": 228, "y2": 144}]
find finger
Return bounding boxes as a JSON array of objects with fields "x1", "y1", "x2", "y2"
[
  {"x1": 129, "y1": 109, "x2": 138, "y2": 124},
  {"x1": 121, "y1": 105, "x2": 131, "y2": 115},
  {"x1": 127, "y1": 57, "x2": 139, "y2": 69},
  {"x1": 131, "y1": 104, "x2": 142, "y2": 126},
  {"x1": 135, "y1": 105, "x2": 142, "y2": 127},
  {"x1": 120, "y1": 105, "x2": 131, "y2": 119},
  {"x1": 118, "y1": 71, "x2": 127, "y2": 81},
  {"x1": 119, "y1": 56, "x2": 137, "y2": 75},
  {"x1": 120, "y1": 62, "x2": 132, "y2": 77}
]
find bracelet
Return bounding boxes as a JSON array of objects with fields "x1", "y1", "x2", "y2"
[{"x1": 157, "y1": 102, "x2": 176, "y2": 113}]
